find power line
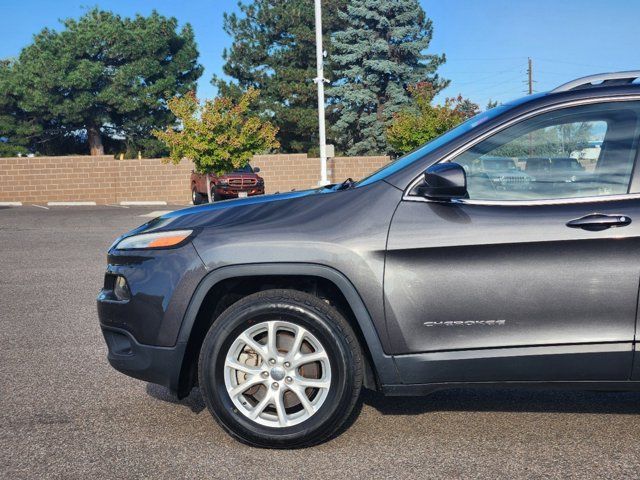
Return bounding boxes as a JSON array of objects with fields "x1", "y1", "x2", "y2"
[{"x1": 536, "y1": 57, "x2": 619, "y2": 71}]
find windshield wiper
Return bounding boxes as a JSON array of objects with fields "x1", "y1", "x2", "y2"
[
  {"x1": 335, "y1": 178, "x2": 356, "y2": 190},
  {"x1": 320, "y1": 178, "x2": 356, "y2": 191}
]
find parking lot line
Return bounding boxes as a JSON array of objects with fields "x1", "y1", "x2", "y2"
[
  {"x1": 139, "y1": 210, "x2": 174, "y2": 218},
  {"x1": 31, "y1": 204, "x2": 50, "y2": 209},
  {"x1": 120, "y1": 201, "x2": 168, "y2": 206}
]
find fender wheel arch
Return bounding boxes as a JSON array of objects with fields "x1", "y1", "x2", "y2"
[{"x1": 174, "y1": 264, "x2": 398, "y2": 398}]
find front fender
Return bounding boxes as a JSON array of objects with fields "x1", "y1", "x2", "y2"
[{"x1": 175, "y1": 263, "x2": 400, "y2": 387}]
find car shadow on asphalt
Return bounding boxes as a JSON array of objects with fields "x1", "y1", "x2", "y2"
[
  {"x1": 146, "y1": 383, "x2": 206, "y2": 414},
  {"x1": 146, "y1": 382, "x2": 640, "y2": 417},
  {"x1": 361, "y1": 387, "x2": 640, "y2": 415}
]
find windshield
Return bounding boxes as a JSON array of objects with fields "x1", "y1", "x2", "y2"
[
  {"x1": 232, "y1": 164, "x2": 254, "y2": 173},
  {"x1": 356, "y1": 96, "x2": 542, "y2": 187}
]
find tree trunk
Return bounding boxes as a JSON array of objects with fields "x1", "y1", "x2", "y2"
[
  {"x1": 206, "y1": 174, "x2": 212, "y2": 203},
  {"x1": 88, "y1": 125, "x2": 104, "y2": 156}
]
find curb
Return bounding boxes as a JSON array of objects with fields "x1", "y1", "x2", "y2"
[{"x1": 0, "y1": 202, "x2": 22, "y2": 207}]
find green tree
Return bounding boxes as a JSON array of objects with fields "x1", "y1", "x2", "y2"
[
  {"x1": 3, "y1": 9, "x2": 202, "y2": 156},
  {"x1": 0, "y1": 60, "x2": 38, "y2": 156},
  {"x1": 154, "y1": 88, "x2": 279, "y2": 176},
  {"x1": 213, "y1": 0, "x2": 347, "y2": 154},
  {"x1": 329, "y1": 0, "x2": 448, "y2": 155},
  {"x1": 456, "y1": 98, "x2": 481, "y2": 119},
  {"x1": 492, "y1": 122, "x2": 594, "y2": 158},
  {"x1": 387, "y1": 82, "x2": 478, "y2": 154},
  {"x1": 486, "y1": 99, "x2": 499, "y2": 110}
]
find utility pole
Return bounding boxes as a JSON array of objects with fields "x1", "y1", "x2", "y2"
[
  {"x1": 314, "y1": 0, "x2": 329, "y2": 186},
  {"x1": 527, "y1": 57, "x2": 534, "y2": 156}
]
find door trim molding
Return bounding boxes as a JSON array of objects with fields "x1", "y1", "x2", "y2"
[
  {"x1": 415, "y1": 193, "x2": 640, "y2": 207},
  {"x1": 393, "y1": 342, "x2": 633, "y2": 384}
]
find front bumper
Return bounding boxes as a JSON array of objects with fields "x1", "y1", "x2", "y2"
[
  {"x1": 102, "y1": 326, "x2": 187, "y2": 392},
  {"x1": 97, "y1": 242, "x2": 207, "y2": 394},
  {"x1": 97, "y1": 243, "x2": 207, "y2": 346},
  {"x1": 214, "y1": 185, "x2": 264, "y2": 198}
]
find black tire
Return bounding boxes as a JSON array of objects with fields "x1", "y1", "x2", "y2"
[
  {"x1": 191, "y1": 187, "x2": 205, "y2": 205},
  {"x1": 198, "y1": 289, "x2": 363, "y2": 448},
  {"x1": 210, "y1": 188, "x2": 221, "y2": 202}
]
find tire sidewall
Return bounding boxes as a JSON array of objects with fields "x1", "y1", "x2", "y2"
[
  {"x1": 192, "y1": 188, "x2": 203, "y2": 205},
  {"x1": 199, "y1": 298, "x2": 358, "y2": 446}
]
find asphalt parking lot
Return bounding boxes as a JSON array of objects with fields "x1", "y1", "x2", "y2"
[{"x1": 2, "y1": 205, "x2": 640, "y2": 479}]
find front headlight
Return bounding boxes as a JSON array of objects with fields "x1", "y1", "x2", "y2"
[
  {"x1": 114, "y1": 230, "x2": 193, "y2": 250},
  {"x1": 218, "y1": 178, "x2": 229, "y2": 186}
]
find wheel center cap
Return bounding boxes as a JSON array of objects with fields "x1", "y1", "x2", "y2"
[{"x1": 270, "y1": 366, "x2": 285, "y2": 381}]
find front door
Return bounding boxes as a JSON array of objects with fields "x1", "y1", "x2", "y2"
[{"x1": 385, "y1": 99, "x2": 640, "y2": 383}]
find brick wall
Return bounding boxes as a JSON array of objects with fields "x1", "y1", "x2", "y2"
[
  {"x1": 114, "y1": 158, "x2": 194, "y2": 204},
  {"x1": 0, "y1": 154, "x2": 390, "y2": 204},
  {"x1": 0, "y1": 155, "x2": 195, "y2": 204},
  {"x1": 253, "y1": 154, "x2": 390, "y2": 193}
]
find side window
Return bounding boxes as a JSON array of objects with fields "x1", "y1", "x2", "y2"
[{"x1": 453, "y1": 102, "x2": 640, "y2": 201}]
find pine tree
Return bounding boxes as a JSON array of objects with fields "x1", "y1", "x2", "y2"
[
  {"x1": 214, "y1": 0, "x2": 347, "y2": 154},
  {"x1": 486, "y1": 99, "x2": 500, "y2": 110},
  {"x1": 329, "y1": 0, "x2": 448, "y2": 155},
  {"x1": 2, "y1": 9, "x2": 202, "y2": 156},
  {"x1": 0, "y1": 60, "x2": 39, "y2": 156}
]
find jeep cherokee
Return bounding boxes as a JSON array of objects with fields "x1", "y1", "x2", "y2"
[{"x1": 98, "y1": 71, "x2": 640, "y2": 448}]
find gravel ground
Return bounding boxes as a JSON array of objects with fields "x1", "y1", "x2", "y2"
[{"x1": 2, "y1": 205, "x2": 640, "y2": 479}]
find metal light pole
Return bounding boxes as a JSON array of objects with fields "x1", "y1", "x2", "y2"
[{"x1": 314, "y1": 0, "x2": 329, "y2": 186}]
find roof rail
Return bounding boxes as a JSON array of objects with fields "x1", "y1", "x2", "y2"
[{"x1": 551, "y1": 71, "x2": 640, "y2": 93}]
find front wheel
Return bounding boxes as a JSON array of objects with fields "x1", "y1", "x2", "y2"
[
  {"x1": 198, "y1": 289, "x2": 363, "y2": 448},
  {"x1": 191, "y1": 188, "x2": 206, "y2": 205},
  {"x1": 210, "y1": 189, "x2": 221, "y2": 202}
]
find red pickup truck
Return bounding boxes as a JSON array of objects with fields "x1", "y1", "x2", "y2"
[{"x1": 190, "y1": 164, "x2": 265, "y2": 204}]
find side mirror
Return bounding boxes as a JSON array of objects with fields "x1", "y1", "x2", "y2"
[
  {"x1": 416, "y1": 162, "x2": 468, "y2": 200},
  {"x1": 253, "y1": 166, "x2": 261, "y2": 173}
]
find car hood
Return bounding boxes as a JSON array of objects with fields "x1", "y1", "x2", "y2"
[
  {"x1": 218, "y1": 172, "x2": 260, "y2": 180},
  {"x1": 131, "y1": 189, "x2": 321, "y2": 235},
  {"x1": 109, "y1": 180, "x2": 402, "y2": 254}
]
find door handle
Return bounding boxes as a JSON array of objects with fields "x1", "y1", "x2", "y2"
[{"x1": 566, "y1": 213, "x2": 632, "y2": 231}]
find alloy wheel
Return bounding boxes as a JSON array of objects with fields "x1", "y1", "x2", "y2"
[{"x1": 223, "y1": 320, "x2": 332, "y2": 428}]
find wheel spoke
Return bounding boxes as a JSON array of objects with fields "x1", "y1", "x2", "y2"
[
  {"x1": 229, "y1": 374, "x2": 265, "y2": 398},
  {"x1": 296, "y1": 377, "x2": 331, "y2": 390},
  {"x1": 225, "y1": 358, "x2": 262, "y2": 375},
  {"x1": 286, "y1": 324, "x2": 307, "y2": 360},
  {"x1": 289, "y1": 385, "x2": 314, "y2": 416},
  {"x1": 293, "y1": 351, "x2": 328, "y2": 368},
  {"x1": 248, "y1": 391, "x2": 272, "y2": 420},
  {"x1": 273, "y1": 389, "x2": 287, "y2": 427},
  {"x1": 239, "y1": 333, "x2": 268, "y2": 359},
  {"x1": 266, "y1": 321, "x2": 278, "y2": 359}
]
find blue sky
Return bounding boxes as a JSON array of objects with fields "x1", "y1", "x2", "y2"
[{"x1": 1, "y1": 0, "x2": 639, "y2": 109}]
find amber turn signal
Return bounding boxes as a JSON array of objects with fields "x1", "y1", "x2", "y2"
[{"x1": 114, "y1": 230, "x2": 193, "y2": 250}]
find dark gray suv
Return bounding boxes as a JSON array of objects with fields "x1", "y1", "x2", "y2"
[{"x1": 98, "y1": 72, "x2": 640, "y2": 448}]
